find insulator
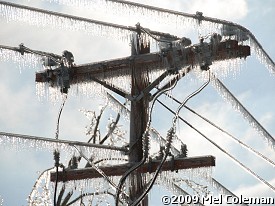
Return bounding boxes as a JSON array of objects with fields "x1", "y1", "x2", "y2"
[
  {"x1": 221, "y1": 25, "x2": 249, "y2": 41},
  {"x1": 142, "y1": 130, "x2": 150, "y2": 157},
  {"x1": 165, "y1": 127, "x2": 175, "y2": 154},
  {"x1": 69, "y1": 156, "x2": 78, "y2": 169},
  {"x1": 62, "y1": 50, "x2": 74, "y2": 66},
  {"x1": 180, "y1": 144, "x2": 188, "y2": 157},
  {"x1": 53, "y1": 149, "x2": 60, "y2": 167},
  {"x1": 42, "y1": 56, "x2": 58, "y2": 67}
]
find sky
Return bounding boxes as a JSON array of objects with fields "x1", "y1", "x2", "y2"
[{"x1": 0, "y1": 0, "x2": 275, "y2": 205}]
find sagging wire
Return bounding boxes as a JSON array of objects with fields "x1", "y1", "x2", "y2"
[
  {"x1": 161, "y1": 91, "x2": 275, "y2": 168},
  {"x1": 115, "y1": 74, "x2": 179, "y2": 206},
  {"x1": 157, "y1": 100, "x2": 275, "y2": 193},
  {"x1": 72, "y1": 145, "x2": 129, "y2": 199},
  {"x1": 103, "y1": 83, "x2": 242, "y2": 205},
  {"x1": 130, "y1": 70, "x2": 210, "y2": 206},
  {"x1": 53, "y1": 93, "x2": 68, "y2": 206}
]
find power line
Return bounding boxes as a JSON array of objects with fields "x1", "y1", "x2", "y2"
[
  {"x1": 107, "y1": 92, "x2": 247, "y2": 204},
  {"x1": 157, "y1": 99, "x2": 275, "y2": 193},
  {"x1": 43, "y1": 0, "x2": 275, "y2": 73},
  {"x1": 211, "y1": 74, "x2": 275, "y2": 150},
  {"x1": 0, "y1": 0, "x2": 177, "y2": 40},
  {"x1": 0, "y1": 131, "x2": 128, "y2": 152},
  {"x1": 161, "y1": 88, "x2": 275, "y2": 167}
]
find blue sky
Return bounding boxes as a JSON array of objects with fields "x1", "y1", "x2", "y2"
[{"x1": 0, "y1": 0, "x2": 274, "y2": 205}]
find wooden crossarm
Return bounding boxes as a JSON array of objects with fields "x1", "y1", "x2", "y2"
[
  {"x1": 50, "y1": 155, "x2": 215, "y2": 182},
  {"x1": 36, "y1": 40, "x2": 250, "y2": 84}
]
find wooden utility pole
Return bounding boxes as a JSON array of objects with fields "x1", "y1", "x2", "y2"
[
  {"x1": 37, "y1": 33, "x2": 250, "y2": 205},
  {"x1": 128, "y1": 34, "x2": 150, "y2": 205}
]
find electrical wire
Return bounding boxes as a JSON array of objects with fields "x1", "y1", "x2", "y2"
[
  {"x1": 43, "y1": 0, "x2": 274, "y2": 71},
  {"x1": 53, "y1": 93, "x2": 67, "y2": 206},
  {"x1": 211, "y1": 75, "x2": 275, "y2": 149},
  {"x1": 157, "y1": 99, "x2": 275, "y2": 193},
  {"x1": 162, "y1": 91, "x2": 275, "y2": 167},
  {"x1": 104, "y1": 84, "x2": 246, "y2": 205},
  {"x1": 0, "y1": 1, "x2": 177, "y2": 40},
  {"x1": 131, "y1": 71, "x2": 210, "y2": 206},
  {"x1": 0, "y1": 44, "x2": 62, "y2": 62},
  {"x1": 55, "y1": 94, "x2": 68, "y2": 140},
  {"x1": 115, "y1": 74, "x2": 179, "y2": 206},
  {"x1": 103, "y1": 84, "x2": 246, "y2": 206}
]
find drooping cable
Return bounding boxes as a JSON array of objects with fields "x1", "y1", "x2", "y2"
[
  {"x1": 161, "y1": 88, "x2": 275, "y2": 167},
  {"x1": 157, "y1": 99, "x2": 275, "y2": 193},
  {"x1": 53, "y1": 93, "x2": 67, "y2": 206},
  {"x1": 102, "y1": 86, "x2": 245, "y2": 205},
  {"x1": 131, "y1": 71, "x2": 210, "y2": 206},
  {"x1": 103, "y1": 86, "x2": 243, "y2": 204},
  {"x1": 211, "y1": 74, "x2": 275, "y2": 150},
  {"x1": 55, "y1": 94, "x2": 68, "y2": 140},
  {"x1": 115, "y1": 74, "x2": 179, "y2": 206}
]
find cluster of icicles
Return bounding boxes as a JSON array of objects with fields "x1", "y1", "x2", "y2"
[
  {"x1": 28, "y1": 166, "x2": 214, "y2": 205},
  {"x1": 0, "y1": 133, "x2": 125, "y2": 164}
]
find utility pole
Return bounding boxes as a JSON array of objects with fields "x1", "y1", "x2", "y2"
[{"x1": 36, "y1": 30, "x2": 250, "y2": 205}]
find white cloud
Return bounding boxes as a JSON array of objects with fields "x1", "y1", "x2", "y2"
[{"x1": 234, "y1": 177, "x2": 275, "y2": 197}]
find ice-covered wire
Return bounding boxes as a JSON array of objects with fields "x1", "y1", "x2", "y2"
[
  {"x1": 157, "y1": 99, "x2": 275, "y2": 193},
  {"x1": 162, "y1": 89, "x2": 275, "y2": 167},
  {"x1": 104, "y1": 86, "x2": 244, "y2": 205},
  {"x1": 130, "y1": 71, "x2": 210, "y2": 206},
  {"x1": 115, "y1": 75, "x2": 179, "y2": 206},
  {"x1": 0, "y1": 44, "x2": 62, "y2": 62},
  {"x1": 53, "y1": 94, "x2": 67, "y2": 206},
  {"x1": 0, "y1": 1, "x2": 176, "y2": 41},
  {"x1": 211, "y1": 74, "x2": 275, "y2": 150},
  {"x1": 55, "y1": 94, "x2": 67, "y2": 140}
]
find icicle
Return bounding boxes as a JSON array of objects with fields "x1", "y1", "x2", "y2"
[
  {"x1": 211, "y1": 75, "x2": 275, "y2": 150},
  {"x1": 249, "y1": 37, "x2": 275, "y2": 75},
  {"x1": 28, "y1": 168, "x2": 54, "y2": 206},
  {"x1": 105, "y1": 93, "x2": 130, "y2": 121},
  {"x1": 0, "y1": 48, "x2": 41, "y2": 72},
  {"x1": 36, "y1": 79, "x2": 108, "y2": 103},
  {"x1": 43, "y1": 0, "x2": 198, "y2": 29},
  {"x1": 193, "y1": 58, "x2": 244, "y2": 82},
  {"x1": 0, "y1": 133, "x2": 126, "y2": 166},
  {"x1": 0, "y1": 3, "x2": 132, "y2": 41}
]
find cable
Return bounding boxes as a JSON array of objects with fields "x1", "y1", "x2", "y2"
[
  {"x1": 103, "y1": 82, "x2": 244, "y2": 205},
  {"x1": 43, "y1": 0, "x2": 275, "y2": 73},
  {"x1": 0, "y1": 1, "x2": 177, "y2": 40},
  {"x1": 115, "y1": 74, "x2": 179, "y2": 206},
  {"x1": 53, "y1": 93, "x2": 67, "y2": 206},
  {"x1": 55, "y1": 94, "x2": 68, "y2": 140},
  {"x1": 53, "y1": 150, "x2": 60, "y2": 206},
  {"x1": 131, "y1": 71, "x2": 210, "y2": 206},
  {"x1": 102, "y1": 81, "x2": 244, "y2": 205},
  {"x1": 211, "y1": 74, "x2": 275, "y2": 149},
  {"x1": 161, "y1": 89, "x2": 275, "y2": 167},
  {"x1": 157, "y1": 99, "x2": 275, "y2": 193}
]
